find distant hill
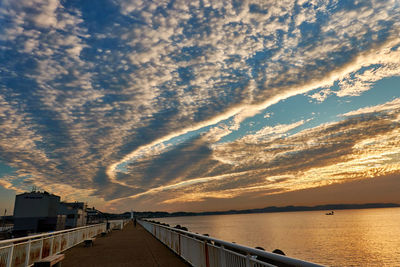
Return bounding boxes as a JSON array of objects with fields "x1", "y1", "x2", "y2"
[{"x1": 131, "y1": 203, "x2": 400, "y2": 218}]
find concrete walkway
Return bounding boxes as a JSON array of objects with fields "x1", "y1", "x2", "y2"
[{"x1": 62, "y1": 222, "x2": 190, "y2": 267}]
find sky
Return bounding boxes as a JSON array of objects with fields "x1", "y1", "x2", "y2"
[{"x1": 1, "y1": 0, "x2": 400, "y2": 214}]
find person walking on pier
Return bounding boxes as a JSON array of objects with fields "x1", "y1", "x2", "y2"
[{"x1": 134, "y1": 217, "x2": 137, "y2": 227}]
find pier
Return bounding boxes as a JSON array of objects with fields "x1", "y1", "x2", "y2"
[{"x1": 62, "y1": 222, "x2": 188, "y2": 267}]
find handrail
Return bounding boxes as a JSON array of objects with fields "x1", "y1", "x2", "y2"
[
  {"x1": 0, "y1": 226, "x2": 13, "y2": 233},
  {"x1": 0, "y1": 219, "x2": 130, "y2": 267},
  {"x1": 140, "y1": 219, "x2": 324, "y2": 267},
  {"x1": 0, "y1": 219, "x2": 129, "y2": 245},
  {"x1": 0, "y1": 223, "x2": 105, "y2": 245}
]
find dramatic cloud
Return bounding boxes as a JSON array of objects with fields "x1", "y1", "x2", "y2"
[
  {"x1": 0, "y1": 0, "x2": 400, "y2": 211},
  {"x1": 114, "y1": 106, "x2": 400, "y2": 208}
]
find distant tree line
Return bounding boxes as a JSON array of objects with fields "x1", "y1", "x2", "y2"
[{"x1": 125, "y1": 203, "x2": 400, "y2": 219}]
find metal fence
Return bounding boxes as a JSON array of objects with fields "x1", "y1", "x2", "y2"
[
  {"x1": 0, "y1": 219, "x2": 132, "y2": 267},
  {"x1": 108, "y1": 219, "x2": 130, "y2": 230},
  {"x1": 0, "y1": 220, "x2": 128, "y2": 267},
  {"x1": 0, "y1": 227, "x2": 12, "y2": 233},
  {"x1": 139, "y1": 220, "x2": 324, "y2": 267}
]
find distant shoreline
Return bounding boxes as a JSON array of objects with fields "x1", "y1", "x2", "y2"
[{"x1": 136, "y1": 203, "x2": 400, "y2": 218}]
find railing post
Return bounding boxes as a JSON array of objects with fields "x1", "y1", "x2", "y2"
[
  {"x1": 49, "y1": 236, "x2": 54, "y2": 256},
  {"x1": 245, "y1": 254, "x2": 251, "y2": 267},
  {"x1": 204, "y1": 240, "x2": 210, "y2": 267},
  {"x1": 39, "y1": 238, "x2": 43, "y2": 260},
  {"x1": 67, "y1": 231, "x2": 70, "y2": 249},
  {"x1": 6, "y1": 245, "x2": 14, "y2": 267},
  {"x1": 58, "y1": 234, "x2": 62, "y2": 253},
  {"x1": 178, "y1": 233, "x2": 181, "y2": 256},
  {"x1": 220, "y1": 245, "x2": 226, "y2": 267},
  {"x1": 25, "y1": 239, "x2": 32, "y2": 266}
]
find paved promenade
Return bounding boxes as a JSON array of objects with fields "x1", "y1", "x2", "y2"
[{"x1": 62, "y1": 221, "x2": 189, "y2": 267}]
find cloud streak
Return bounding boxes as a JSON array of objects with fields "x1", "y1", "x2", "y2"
[{"x1": 108, "y1": 102, "x2": 400, "y2": 209}]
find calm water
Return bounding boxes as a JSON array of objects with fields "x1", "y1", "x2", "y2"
[{"x1": 153, "y1": 208, "x2": 400, "y2": 266}]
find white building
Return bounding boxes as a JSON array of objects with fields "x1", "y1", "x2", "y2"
[
  {"x1": 13, "y1": 191, "x2": 61, "y2": 234},
  {"x1": 58, "y1": 202, "x2": 87, "y2": 229}
]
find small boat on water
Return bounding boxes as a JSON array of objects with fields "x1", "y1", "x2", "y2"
[{"x1": 325, "y1": 211, "x2": 334, "y2": 215}]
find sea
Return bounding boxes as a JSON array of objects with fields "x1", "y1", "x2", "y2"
[{"x1": 153, "y1": 207, "x2": 400, "y2": 266}]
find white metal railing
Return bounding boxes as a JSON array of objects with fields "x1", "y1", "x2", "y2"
[
  {"x1": 139, "y1": 220, "x2": 325, "y2": 267},
  {"x1": 108, "y1": 219, "x2": 130, "y2": 230},
  {"x1": 0, "y1": 223, "x2": 106, "y2": 267},
  {"x1": 0, "y1": 226, "x2": 12, "y2": 232}
]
